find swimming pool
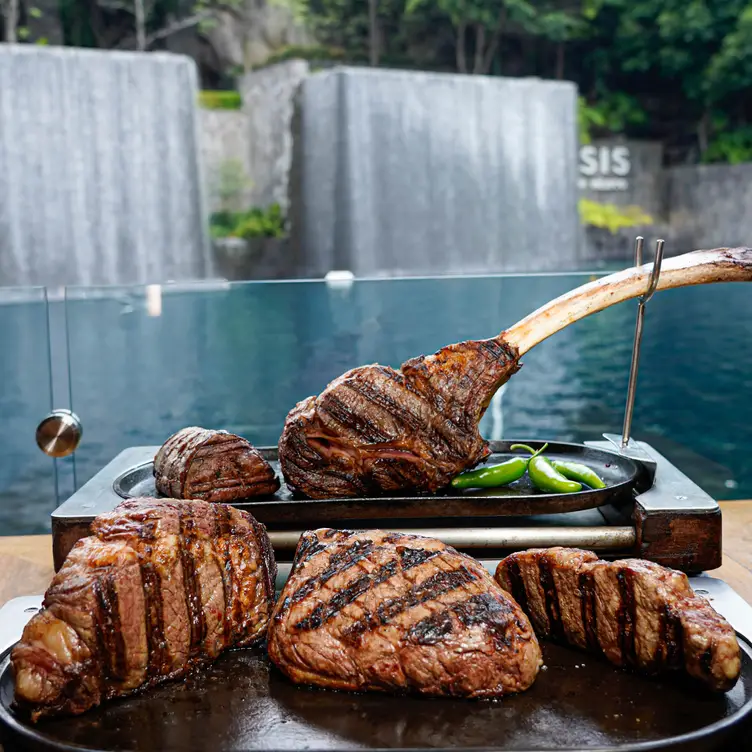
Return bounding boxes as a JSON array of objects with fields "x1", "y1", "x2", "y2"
[{"x1": 1, "y1": 272, "x2": 751, "y2": 535}]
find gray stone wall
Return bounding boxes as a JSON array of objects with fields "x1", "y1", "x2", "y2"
[
  {"x1": 240, "y1": 60, "x2": 310, "y2": 213},
  {"x1": 290, "y1": 67, "x2": 582, "y2": 277},
  {"x1": 199, "y1": 109, "x2": 253, "y2": 213},
  {"x1": 667, "y1": 163, "x2": 752, "y2": 251},
  {"x1": 579, "y1": 139, "x2": 666, "y2": 214},
  {"x1": 0, "y1": 46, "x2": 209, "y2": 287}
]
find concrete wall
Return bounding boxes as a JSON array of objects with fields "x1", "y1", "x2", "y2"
[
  {"x1": 579, "y1": 139, "x2": 666, "y2": 214},
  {"x1": 240, "y1": 60, "x2": 310, "y2": 214},
  {"x1": 667, "y1": 162, "x2": 752, "y2": 250},
  {"x1": 291, "y1": 67, "x2": 582, "y2": 277},
  {"x1": 578, "y1": 138, "x2": 752, "y2": 262},
  {"x1": 0, "y1": 46, "x2": 209, "y2": 287},
  {"x1": 199, "y1": 109, "x2": 252, "y2": 214}
]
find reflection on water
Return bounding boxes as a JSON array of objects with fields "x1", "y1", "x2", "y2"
[{"x1": 1, "y1": 275, "x2": 751, "y2": 535}]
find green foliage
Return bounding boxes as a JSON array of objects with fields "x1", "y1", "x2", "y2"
[
  {"x1": 208, "y1": 160, "x2": 253, "y2": 215},
  {"x1": 578, "y1": 94, "x2": 648, "y2": 144},
  {"x1": 579, "y1": 199, "x2": 654, "y2": 235},
  {"x1": 199, "y1": 90, "x2": 242, "y2": 110},
  {"x1": 703, "y1": 126, "x2": 752, "y2": 165},
  {"x1": 704, "y1": 6, "x2": 752, "y2": 103},
  {"x1": 47, "y1": 0, "x2": 752, "y2": 166},
  {"x1": 210, "y1": 205, "x2": 287, "y2": 240}
]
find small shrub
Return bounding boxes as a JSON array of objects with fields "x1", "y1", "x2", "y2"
[
  {"x1": 199, "y1": 90, "x2": 242, "y2": 110},
  {"x1": 703, "y1": 127, "x2": 752, "y2": 165},
  {"x1": 579, "y1": 199, "x2": 653, "y2": 235},
  {"x1": 210, "y1": 204, "x2": 286, "y2": 240},
  {"x1": 209, "y1": 160, "x2": 253, "y2": 215}
]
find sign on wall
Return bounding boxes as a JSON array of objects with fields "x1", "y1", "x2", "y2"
[{"x1": 578, "y1": 144, "x2": 631, "y2": 191}]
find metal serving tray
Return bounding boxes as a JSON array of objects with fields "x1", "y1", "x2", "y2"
[
  {"x1": 1, "y1": 576, "x2": 752, "y2": 752},
  {"x1": 112, "y1": 440, "x2": 643, "y2": 523}
]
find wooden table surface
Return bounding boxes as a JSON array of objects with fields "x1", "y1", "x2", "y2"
[{"x1": 1, "y1": 500, "x2": 751, "y2": 607}]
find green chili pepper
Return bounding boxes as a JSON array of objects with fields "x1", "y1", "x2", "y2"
[
  {"x1": 451, "y1": 443, "x2": 548, "y2": 489},
  {"x1": 528, "y1": 455, "x2": 582, "y2": 494},
  {"x1": 551, "y1": 460, "x2": 607, "y2": 489}
]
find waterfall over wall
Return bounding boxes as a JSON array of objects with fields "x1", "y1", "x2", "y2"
[
  {"x1": 0, "y1": 46, "x2": 210, "y2": 288},
  {"x1": 290, "y1": 67, "x2": 582, "y2": 277}
]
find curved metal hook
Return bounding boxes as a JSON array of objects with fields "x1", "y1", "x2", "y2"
[{"x1": 642, "y1": 238, "x2": 665, "y2": 302}]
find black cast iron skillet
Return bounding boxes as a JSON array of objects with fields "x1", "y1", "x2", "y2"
[
  {"x1": 113, "y1": 440, "x2": 645, "y2": 523},
  {"x1": 2, "y1": 635, "x2": 752, "y2": 752}
]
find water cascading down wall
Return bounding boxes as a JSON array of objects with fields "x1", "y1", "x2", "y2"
[
  {"x1": 0, "y1": 46, "x2": 210, "y2": 287},
  {"x1": 289, "y1": 67, "x2": 582, "y2": 276}
]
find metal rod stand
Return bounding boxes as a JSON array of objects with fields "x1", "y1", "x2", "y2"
[{"x1": 620, "y1": 236, "x2": 665, "y2": 450}]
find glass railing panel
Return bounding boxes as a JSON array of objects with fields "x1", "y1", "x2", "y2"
[
  {"x1": 0, "y1": 287, "x2": 56, "y2": 535},
  {"x1": 61, "y1": 274, "x2": 751, "y2": 515}
]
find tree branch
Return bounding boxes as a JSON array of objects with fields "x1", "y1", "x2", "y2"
[
  {"x1": 2, "y1": 0, "x2": 19, "y2": 43},
  {"x1": 368, "y1": 0, "x2": 379, "y2": 66},
  {"x1": 456, "y1": 21, "x2": 467, "y2": 73},
  {"x1": 144, "y1": 9, "x2": 214, "y2": 46},
  {"x1": 473, "y1": 23, "x2": 485, "y2": 74}
]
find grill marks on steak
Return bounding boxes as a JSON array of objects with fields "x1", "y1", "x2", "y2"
[
  {"x1": 154, "y1": 427, "x2": 280, "y2": 502},
  {"x1": 495, "y1": 548, "x2": 742, "y2": 692},
  {"x1": 11, "y1": 498, "x2": 277, "y2": 721},
  {"x1": 278, "y1": 338, "x2": 521, "y2": 498},
  {"x1": 268, "y1": 529, "x2": 542, "y2": 698}
]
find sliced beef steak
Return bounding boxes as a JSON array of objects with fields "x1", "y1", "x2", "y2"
[
  {"x1": 154, "y1": 426, "x2": 280, "y2": 502},
  {"x1": 12, "y1": 498, "x2": 276, "y2": 721},
  {"x1": 278, "y1": 339, "x2": 520, "y2": 498},
  {"x1": 268, "y1": 529, "x2": 542, "y2": 698},
  {"x1": 495, "y1": 547, "x2": 741, "y2": 692}
]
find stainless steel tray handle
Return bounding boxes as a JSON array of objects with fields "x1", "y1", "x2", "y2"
[{"x1": 267, "y1": 526, "x2": 636, "y2": 551}]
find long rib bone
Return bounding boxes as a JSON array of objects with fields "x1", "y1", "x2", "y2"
[{"x1": 504, "y1": 247, "x2": 752, "y2": 356}]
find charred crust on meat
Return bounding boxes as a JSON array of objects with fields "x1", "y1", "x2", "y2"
[
  {"x1": 662, "y1": 605, "x2": 684, "y2": 669},
  {"x1": 12, "y1": 499, "x2": 276, "y2": 721},
  {"x1": 503, "y1": 558, "x2": 528, "y2": 613},
  {"x1": 496, "y1": 548, "x2": 741, "y2": 693},
  {"x1": 398, "y1": 546, "x2": 439, "y2": 570},
  {"x1": 373, "y1": 567, "x2": 478, "y2": 629},
  {"x1": 178, "y1": 510, "x2": 206, "y2": 656},
  {"x1": 537, "y1": 555, "x2": 565, "y2": 642},
  {"x1": 95, "y1": 575, "x2": 127, "y2": 685},
  {"x1": 140, "y1": 559, "x2": 166, "y2": 676},
  {"x1": 616, "y1": 568, "x2": 637, "y2": 667},
  {"x1": 408, "y1": 610, "x2": 454, "y2": 646},
  {"x1": 277, "y1": 337, "x2": 522, "y2": 498},
  {"x1": 267, "y1": 529, "x2": 542, "y2": 698},
  {"x1": 154, "y1": 427, "x2": 280, "y2": 501},
  {"x1": 579, "y1": 571, "x2": 600, "y2": 654},
  {"x1": 283, "y1": 539, "x2": 376, "y2": 615},
  {"x1": 294, "y1": 561, "x2": 399, "y2": 631}
]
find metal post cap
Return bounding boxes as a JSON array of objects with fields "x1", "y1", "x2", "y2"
[{"x1": 35, "y1": 410, "x2": 83, "y2": 458}]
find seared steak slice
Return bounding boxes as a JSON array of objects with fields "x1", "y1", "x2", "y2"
[
  {"x1": 268, "y1": 529, "x2": 542, "y2": 698},
  {"x1": 154, "y1": 426, "x2": 280, "y2": 501},
  {"x1": 278, "y1": 339, "x2": 520, "y2": 498},
  {"x1": 12, "y1": 498, "x2": 276, "y2": 721},
  {"x1": 495, "y1": 548, "x2": 741, "y2": 692}
]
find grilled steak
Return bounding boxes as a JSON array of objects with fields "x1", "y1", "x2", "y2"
[
  {"x1": 12, "y1": 498, "x2": 277, "y2": 721},
  {"x1": 278, "y1": 248, "x2": 752, "y2": 499},
  {"x1": 278, "y1": 339, "x2": 520, "y2": 498},
  {"x1": 268, "y1": 528, "x2": 542, "y2": 697},
  {"x1": 155, "y1": 426, "x2": 280, "y2": 501},
  {"x1": 495, "y1": 548, "x2": 741, "y2": 692}
]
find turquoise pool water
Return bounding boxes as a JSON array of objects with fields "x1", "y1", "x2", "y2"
[{"x1": 1, "y1": 273, "x2": 751, "y2": 534}]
